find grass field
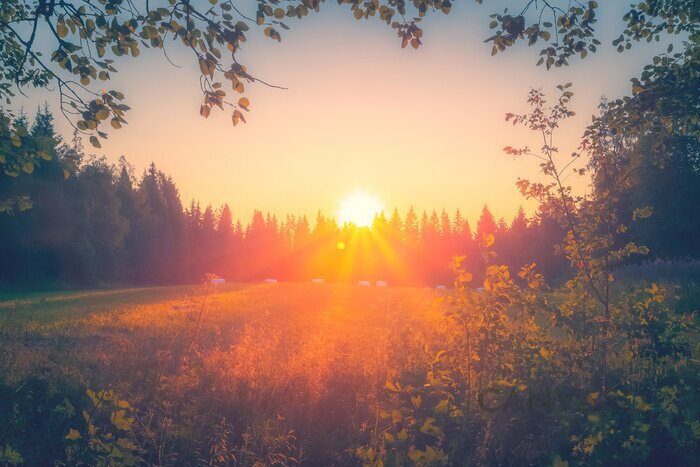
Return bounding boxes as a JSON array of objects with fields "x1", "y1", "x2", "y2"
[
  {"x1": 0, "y1": 282, "x2": 451, "y2": 465},
  {"x1": 1, "y1": 278, "x2": 698, "y2": 466}
]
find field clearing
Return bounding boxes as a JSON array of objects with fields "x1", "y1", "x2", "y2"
[
  {"x1": 2, "y1": 280, "x2": 698, "y2": 465},
  {"x1": 0, "y1": 282, "x2": 452, "y2": 465},
  {"x1": 0, "y1": 282, "x2": 449, "y2": 328}
]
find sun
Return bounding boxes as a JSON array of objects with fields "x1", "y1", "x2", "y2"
[{"x1": 337, "y1": 191, "x2": 383, "y2": 228}]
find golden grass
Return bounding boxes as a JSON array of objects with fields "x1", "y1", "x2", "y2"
[{"x1": 0, "y1": 282, "x2": 452, "y2": 464}]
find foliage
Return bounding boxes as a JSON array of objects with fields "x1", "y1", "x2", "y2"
[
  {"x1": 353, "y1": 87, "x2": 700, "y2": 465},
  {"x1": 0, "y1": 0, "x2": 694, "y2": 145},
  {"x1": 0, "y1": 108, "x2": 58, "y2": 214},
  {"x1": 0, "y1": 445, "x2": 23, "y2": 465},
  {"x1": 64, "y1": 388, "x2": 143, "y2": 465},
  {"x1": 584, "y1": 38, "x2": 700, "y2": 259}
]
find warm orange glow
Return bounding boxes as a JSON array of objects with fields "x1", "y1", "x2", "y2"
[
  {"x1": 337, "y1": 241, "x2": 346, "y2": 250},
  {"x1": 337, "y1": 191, "x2": 383, "y2": 228}
]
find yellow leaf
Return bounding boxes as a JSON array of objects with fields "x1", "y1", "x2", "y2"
[
  {"x1": 586, "y1": 392, "x2": 599, "y2": 406},
  {"x1": 65, "y1": 428, "x2": 81, "y2": 440},
  {"x1": 408, "y1": 448, "x2": 423, "y2": 462},
  {"x1": 116, "y1": 399, "x2": 130, "y2": 408},
  {"x1": 420, "y1": 418, "x2": 440, "y2": 436},
  {"x1": 232, "y1": 109, "x2": 246, "y2": 126},
  {"x1": 57, "y1": 22, "x2": 68, "y2": 38},
  {"x1": 425, "y1": 446, "x2": 437, "y2": 462},
  {"x1": 111, "y1": 410, "x2": 133, "y2": 431},
  {"x1": 384, "y1": 380, "x2": 399, "y2": 392},
  {"x1": 198, "y1": 57, "x2": 212, "y2": 77},
  {"x1": 411, "y1": 395, "x2": 422, "y2": 409},
  {"x1": 435, "y1": 399, "x2": 449, "y2": 413},
  {"x1": 458, "y1": 272, "x2": 473, "y2": 283}
]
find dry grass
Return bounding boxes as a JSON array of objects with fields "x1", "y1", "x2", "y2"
[{"x1": 0, "y1": 282, "x2": 451, "y2": 465}]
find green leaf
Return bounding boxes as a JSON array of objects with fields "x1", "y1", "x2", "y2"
[{"x1": 0, "y1": 445, "x2": 23, "y2": 464}]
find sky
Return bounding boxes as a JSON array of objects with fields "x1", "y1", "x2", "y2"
[{"x1": 15, "y1": 1, "x2": 675, "y2": 225}]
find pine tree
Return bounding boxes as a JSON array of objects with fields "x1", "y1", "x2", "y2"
[{"x1": 475, "y1": 205, "x2": 498, "y2": 243}]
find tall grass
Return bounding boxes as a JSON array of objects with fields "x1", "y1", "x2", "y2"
[{"x1": 0, "y1": 283, "x2": 449, "y2": 465}]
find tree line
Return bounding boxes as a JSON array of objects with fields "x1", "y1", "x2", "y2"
[
  {"x1": 0, "y1": 107, "x2": 568, "y2": 290},
  {"x1": 2, "y1": 103, "x2": 698, "y2": 291}
]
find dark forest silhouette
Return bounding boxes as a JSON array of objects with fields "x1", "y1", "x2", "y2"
[{"x1": 1, "y1": 106, "x2": 698, "y2": 290}]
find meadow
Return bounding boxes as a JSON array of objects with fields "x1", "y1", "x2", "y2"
[
  {"x1": 0, "y1": 282, "x2": 452, "y2": 465},
  {"x1": 1, "y1": 269, "x2": 698, "y2": 466}
]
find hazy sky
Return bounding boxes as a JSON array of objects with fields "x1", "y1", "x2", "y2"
[{"x1": 17, "y1": 2, "x2": 674, "y2": 225}]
